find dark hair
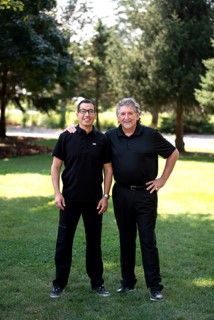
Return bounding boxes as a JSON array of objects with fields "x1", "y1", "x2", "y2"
[{"x1": 77, "y1": 99, "x2": 96, "y2": 112}]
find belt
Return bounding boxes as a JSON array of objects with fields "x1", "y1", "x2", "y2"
[
  {"x1": 117, "y1": 184, "x2": 146, "y2": 190},
  {"x1": 130, "y1": 185, "x2": 146, "y2": 190}
]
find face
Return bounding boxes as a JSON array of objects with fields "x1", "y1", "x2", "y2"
[
  {"x1": 77, "y1": 103, "x2": 96, "y2": 129},
  {"x1": 117, "y1": 105, "x2": 140, "y2": 130}
]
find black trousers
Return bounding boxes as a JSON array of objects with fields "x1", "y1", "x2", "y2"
[
  {"x1": 53, "y1": 201, "x2": 104, "y2": 290},
  {"x1": 112, "y1": 184, "x2": 163, "y2": 291}
]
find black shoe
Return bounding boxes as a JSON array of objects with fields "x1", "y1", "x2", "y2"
[
  {"x1": 93, "y1": 285, "x2": 110, "y2": 297},
  {"x1": 150, "y1": 290, "x2": 163, "y2": 301},
  {"x1": 50, "y1": 286, "x2": 63, "y2": 299},
  {"x1": 117, "y1": 286, "x2": 136, "y2": 293}
]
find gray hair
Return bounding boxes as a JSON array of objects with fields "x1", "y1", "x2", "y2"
[{"x1": 116, "y1": 97, "x2": 141, "y2": 115}]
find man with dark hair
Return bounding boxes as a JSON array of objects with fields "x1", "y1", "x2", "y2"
[{"x1": 50, "y1": 99, "x2": 112, "y2": 298}]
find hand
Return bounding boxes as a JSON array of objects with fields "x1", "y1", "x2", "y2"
[
  {"x1": 96, "y1": 197, "x2": 108, "y2": 214},
  {"x1": 66, "y1": 124, "x2": 76, "y2": 133},
  {"x1": 55, "y1": 193, "x2": 66, "y2": 210},
  {"x1": 146, "y1": 177, "x2": 166, "y2": 193}
]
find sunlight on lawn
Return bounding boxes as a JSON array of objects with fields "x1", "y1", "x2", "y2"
[
  {"x1": 0, "y1": 174, "x2": 53, "y2": 198},
  {"x1": 193, "y1": 278, "x2": 214, "y2": 287},
  {"x1": 0, "y1": 156, "x2": 213, "y2": 215},
  {"x1": 158, "y1": 158, "x2": 214, "y2": 214}
]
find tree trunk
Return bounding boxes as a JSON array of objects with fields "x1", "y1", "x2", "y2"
[
  {"x1": 95, "y1": 78, "x2": 100, "y2": 131},
  {"x1": 95, "y1": 100, "x2": 100, "y2": 131},
  {"x1": 151, "y1": 107, "x2": 159, "y2": 128},
  {"x1": 175, "y1": 98, "x2": 185, "y2": 152},
  {"x1": 59, "y1": 100, "x2": 67, "y2": 129},
  {"x1": 0, "y1": 69, "x2": 8, "y2": 138}
]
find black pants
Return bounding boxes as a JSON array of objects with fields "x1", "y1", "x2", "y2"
[
  {"x1": 53, "y1": 201, "x2": 104, "y2": 290},
  {"x1": 112, "y1": 184, "x2": 163, "y2": 291}
]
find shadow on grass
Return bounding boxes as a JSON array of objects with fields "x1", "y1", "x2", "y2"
[
  {"x1": 0, "y1": 154, "x2": 52, "y2": 175},
  {"x1": 0, "y1": 196, "x2": 213, "y2": 320}
]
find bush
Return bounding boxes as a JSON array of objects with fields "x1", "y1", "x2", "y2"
[{"x1": 160, "y1": 115, "x2": 214, "y2": 134}]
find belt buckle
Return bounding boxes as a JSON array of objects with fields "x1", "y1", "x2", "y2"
[{"x1": 130, "y1": 185, "x2": 136, "y2": 190}]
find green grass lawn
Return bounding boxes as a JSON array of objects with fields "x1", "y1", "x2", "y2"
[{"x1": 0, "y1": 150, "x2": 213, "y2": 320}]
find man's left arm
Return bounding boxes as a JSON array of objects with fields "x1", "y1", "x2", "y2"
[
  {"x1": 146, "y1": 149, "x2": 179, "y2": 193},
  {"x1": 97, "y1": 162, "x2": 113, "y2": 214}
]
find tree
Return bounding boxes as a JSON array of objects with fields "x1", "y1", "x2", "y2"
[
  {"x1": 105, "y1": 29, "x2": 131, "y2": 102},
  {"x1": 0, "y1": 0, "x2": 73, "y2": 137},
  {"x1": 71, "y1": 19, "x2": 112, "y2": 130},
  {"x1": 154, "y1": 0, "x2": 213, "y2": 151},
  {"x1": 195, "y1": 56, "x2": 214, "y2": 114},
  {"x1": 0, "y1": 0, "x2": 24, "y2": 10},
  {"x1": 110, "y1": 1, "x2": 172, "y2": 127},
  {"x1": 115, "y1": 0, "x2": 214, "y2": 151},
  {"x1": 90, "y1": 20, "x2": 112, "y2": 129}
]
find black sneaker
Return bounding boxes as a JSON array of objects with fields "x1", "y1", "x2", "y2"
[
  {"x1": 117, "y1": 286, "x2": 136, "y2": 293},
  {"x1": 93, "y1": 285, "x2": 110, "y2": 297},
  {"x1": 50, "y1": 286, "x2": 63, "y2": 299},
  {"x1": 150, "y1": 290, "x2": 163, "y2": 301}
]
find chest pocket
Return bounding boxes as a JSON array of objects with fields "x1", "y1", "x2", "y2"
[{"x1": 89, "y1": 141, "x2": 104, "y2": 159}]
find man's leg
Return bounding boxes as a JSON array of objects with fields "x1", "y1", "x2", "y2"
[
  {"x1": 112, "y1": 185, "x2": 137, "y2": 288},
  {"x1": 136, "y1": 190, "x2": 163, "y2": 292},
  {"x1": 53, "y1": 204, "x2": 81, "y2": 290},
  {"x1": 82, "y1": 202, "x2": 104, "y2": 289}
]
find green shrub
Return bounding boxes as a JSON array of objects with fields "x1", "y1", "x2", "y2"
[{"x1": 160, "y1": 115, "x2": 214, "y2": 134}]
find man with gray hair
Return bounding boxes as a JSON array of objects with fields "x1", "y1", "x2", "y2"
[{"x1": 105, "y1": 97, "x2": 179, "y2": 301}]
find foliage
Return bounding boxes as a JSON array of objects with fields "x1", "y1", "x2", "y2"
[
  {"x1": 115, "y1": 0, "x2": 214, "y2": 151},
  {"x1": 0, "y1": 0, "x2": 73, "y2": 137},
  {"x1": 105, "y1": 30, "x2": 130, "y2": 102},
  {"x1": 70, "y1": 19, "x2": 113, "y2": 129},
  {"x1": 195, "y1": 56, "x2": 214, "y2": 114},
  {"x1": 160, "y1": 114, "x2": 214, "y2": 134},
  {"x1": 0, "y1": 0, "x2": 24, "y2": 10},
  {"x1": 60, "y1": 0, "x2": 92, "y2": 41},
  {"x1": 54, "y1": 0, "x2": 94, "y2": 128}
]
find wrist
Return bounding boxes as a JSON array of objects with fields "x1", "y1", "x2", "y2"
[{"x1": 103, "y1": 193, "x2": 110, "y2": 199}]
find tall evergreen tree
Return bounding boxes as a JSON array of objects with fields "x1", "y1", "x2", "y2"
[
  {"x1": 195, "y1": 55, "x2": 214, "y2": 114},
  {"x1": 115, "y1": 0, "x2": 214, "y2": 151},
  {"x1": 72, "y1": 19, "x2": 111, "y2": 130},
  {"x1": 154, "y1": 0, "x2": 213, "y2": 151}
]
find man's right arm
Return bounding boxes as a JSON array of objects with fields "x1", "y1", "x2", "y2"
[{"x1": 51, "y1": 156, "x2": 66, "y2": 210}]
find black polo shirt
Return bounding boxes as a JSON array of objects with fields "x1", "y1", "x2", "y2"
[
  {"x1": 105, "y1": 123, "x2": 175, "y2": 186},
  {"x1": 52, "y1": 125, "x2": 111, "y2": 203}
]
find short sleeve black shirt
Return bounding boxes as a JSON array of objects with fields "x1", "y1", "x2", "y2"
[
  {"x1": 105, "y1": 123, "x2": 175, "y2": 186},
  {"x1": 52, "y1": 125, "x2": 111, "y2": 203}
]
